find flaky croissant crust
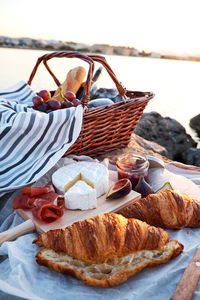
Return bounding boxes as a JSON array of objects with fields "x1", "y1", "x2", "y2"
[
  {"x1": 119, "y1": 189, "x2": 200, "y2": 229},
  {"x1": 33, "y1": 213, "x2": 171, "y2": 262}
]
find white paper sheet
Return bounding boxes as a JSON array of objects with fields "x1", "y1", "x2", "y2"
[{"x1": 0, "y1": 157, "x2": 200, "y2": 300}]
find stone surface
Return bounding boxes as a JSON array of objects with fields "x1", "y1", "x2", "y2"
[
  {"x1": 97, "y1": 133, "x2": 172, "y2": 165},
  {"x1": 190, "y1": 114, "x2": 200, "y2": 137},
  {"x1": 135, "y1": 112, "x2": 197, "y2": 161},
  {"x1": 181, "y1": 148, "x2": 200, "y2": 166}
]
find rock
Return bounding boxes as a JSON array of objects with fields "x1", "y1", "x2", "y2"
[
  {"x1": 131, "y1": 134, "x2": 168, "y2": 157},
  {"x1": 135, "y1": 112, "x2": 197, "y2": 161},
  {"x1": 190, "y1": 114, "x2": 200, "y2": 137},
  {"x1": 97, "y1": 133, "x2": 171, "y2": 165},
  {"x1": 181, "y1": 148, "x2": 200, "y2": 166}
]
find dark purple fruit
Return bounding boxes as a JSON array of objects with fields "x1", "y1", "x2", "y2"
[
  {"x1": 134, "y1": 176, "x2": 154, "y2": 198},
  {"x1": 36, "y1": 103, "x2": 49, "y2": 113},
  {"x1": 106, "y1": 178, "x2": 132, "y2": 199},
  {"x1": 71, "y1": 98, "x2": 82, "y2": 107},
  {"x1": 32, "y1": 96, "x2": 43, "y2": 107},
  {"x1": 37, "y1": 89, "x2": 51, "y2": 101},
  {"x1": 61, "y1": 101, "x2": 73, "y2": 109},
  {"x1": 64, "y1": 91, "x2": 76, "y2": 102},
  {"x1": 47, "y1": 99, "x2": 61, "y2": 110}
]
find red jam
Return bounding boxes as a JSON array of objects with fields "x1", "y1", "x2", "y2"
[{"x1": 116, "y1": 153, "x2": 149, "y2": 189}]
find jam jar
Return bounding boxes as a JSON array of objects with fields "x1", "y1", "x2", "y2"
[{"x1": 116, "y1": 153, "x2": 149, "y2": 189}]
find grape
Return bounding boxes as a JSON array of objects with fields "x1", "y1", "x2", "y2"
[
  {"x1": 32, "y1": 96, "x2": 43, "y2": 107},
  {"x1": 71, "y1": 98, "x2": 82, "y2": 107},
  {"x1": 47, "y1": 99, "x2": 61, "y2": 110},
  {"x1": 64, "y1": 91, "x2": 76, "y2": 102},
  {"x1": 36, "y1": 103, "x2": 49, "y2": 112},
  {"x1": 61, "y1": 101, "x2": 73, "y2": 109},
  {"x1": 37, "y1": 89, "x2": 51, "y2": 101}
]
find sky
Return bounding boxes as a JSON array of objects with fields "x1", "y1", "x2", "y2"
[{"x1": 0, "y1": 0, "x2": 200, "y2": 55}]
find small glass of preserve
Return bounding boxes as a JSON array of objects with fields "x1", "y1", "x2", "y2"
[{"x1": 116, "y1": 153, "x2": 149, "y2": 189}]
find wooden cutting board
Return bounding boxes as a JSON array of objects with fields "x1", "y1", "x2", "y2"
[
  {"x1": 17, "y1": 187, "x2": 141, "y2": 234},
  {"x1": 0, "y1": 171, "x2": 141, "y2": 244}
]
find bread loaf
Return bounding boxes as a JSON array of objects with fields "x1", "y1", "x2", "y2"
[
  {"x1": 33, "y1": 213, "x2": 183, "y2": 287},
  {"x1": 119, "y1": 189, "x2": 200, "y2": 229},
  {"x1": 54, "y1": 66, "x2": 86, "y2": 101}
]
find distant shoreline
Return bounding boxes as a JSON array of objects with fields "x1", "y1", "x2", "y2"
[
  {"x1": 1, "y1": 34, "x2": 200, "y2": 62},
  {"x1": 0, "y1": 45, "x2": 200, "y2": 63}
]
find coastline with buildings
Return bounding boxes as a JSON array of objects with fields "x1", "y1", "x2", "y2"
[{"x1": 0, "y1": 35, "x2": 200, "y2": 62}]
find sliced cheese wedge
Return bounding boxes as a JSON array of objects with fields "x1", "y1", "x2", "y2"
[
  {"x1": 52, "y1": 162, "x2": 109, "y2": 210},
  {"x1": 64, "y1": 180, "x2": 97, "y2": 210}
]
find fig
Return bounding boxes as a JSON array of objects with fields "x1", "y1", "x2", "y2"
[
  {"x1": 156, "y1": 182, "x2": 173, "y2": 193},
  {"x1": 106, "y1": 178, "x2": 132, "y2": 199},
  {"x1": 134, "y1": 176, "x2": 154, "y2": 198}
]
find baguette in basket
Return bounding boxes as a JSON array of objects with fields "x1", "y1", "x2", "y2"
[
  {"x1": 53, "y1": 66, "x2": 86, "y2": 102},
  {"x1": 33, "y1": 213, "x2": 183, "y2": 287}
]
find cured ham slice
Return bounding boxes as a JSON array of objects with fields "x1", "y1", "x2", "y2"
[
  {"x1": 12, "y1": 186, "x2": 64, "y2": 223},
  {"x1": 32, "y1": 203, "x2": 63, "y2": 223},
  {"x1": 12, "y1": 194, "x2": 35, "y2": 209},
  {"x1": 13, "y1": 191, "x2": 59, "y2": 209},
  {"x1": 21, "y1": 186, "x2": 52, "y2": 197}
]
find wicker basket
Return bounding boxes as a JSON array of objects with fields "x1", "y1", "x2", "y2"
[{"x1": 27, "y1": 51, "x2": 154, "y2": 157}]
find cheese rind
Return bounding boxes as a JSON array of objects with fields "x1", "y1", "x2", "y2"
[
  {"x1": 52, "y1": 162, "x2": 109, "y2": 198},
  {"x1": 64, "y1": 180, "x2": 97, "y2": 210}
]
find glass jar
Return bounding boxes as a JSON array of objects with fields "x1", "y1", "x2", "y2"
[{"x1": 116, "y1": 153, "x2": 149, "y2": 189}]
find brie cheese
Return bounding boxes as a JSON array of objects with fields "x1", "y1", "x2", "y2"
[
  {"x1": 64, "y1": 180, "x2": 97, "y2": 210},
  {"x1": 52, "y1": 161, "x2": 109, "y2": 210}
]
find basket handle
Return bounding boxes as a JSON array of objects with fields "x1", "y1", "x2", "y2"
[
  {"x1": 27, "y1": 51, "x2": 127, "y2": 106},
  {"x1": 27, "y1": 51, "x2": 95, "y2": 107},
  {"x1": 88, "y1": 54, "x2": 127, "y2": 97}
]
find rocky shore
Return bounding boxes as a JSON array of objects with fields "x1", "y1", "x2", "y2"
[
  {"x1": 94, "y1": 89, "x2": 200, "y2": 166},
  {"x1": 98, "y1": 116, "x2": 200, "y2": 166},
  {"x1": 135, "y1": 112, "x2": 200, "y2": 166}
]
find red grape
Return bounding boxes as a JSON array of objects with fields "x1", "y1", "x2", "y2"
[
  {"x1": 61, "y1": 101, "x2": 73, "y2": 109},
  {"x1": 64, "y1": 91, "x2": 76, "y2": 102},
  {"x1": 37, "y1": 90, "x2": 51, "y2": 101},
  {"x1": 36, "y1": 103, "x2": 49, "y2": 112},
  {"x1": 32, "y1": 96, "x2": 43, "y2": 107},
  {"x1": 47, "y1": 99, "x2": 61, "y2": 110},
  {"x1": 71, "y1": 98, "x2": 81, "y2": 107}
]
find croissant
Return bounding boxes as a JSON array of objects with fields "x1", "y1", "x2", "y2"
[
  {"x1": 33, "y1": 213, "x2": 183, "y2": 287},
  {"x1": 119, "y1": 189, "x2": 200, "y2": 229}
]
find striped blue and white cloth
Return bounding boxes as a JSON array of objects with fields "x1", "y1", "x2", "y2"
[{"x1": 0, "y1": 81, "x2": 83, "y2": 193}]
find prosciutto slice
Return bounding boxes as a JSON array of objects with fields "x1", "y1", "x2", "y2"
[
  {"x1": 32, "y1": 203, "x2": 63, "y2": 223},
  {"x1": 12, "y1": 195, "x2": 35, "y2": 209},
  {"x1": 12, "y1": 186, "x2": 64, "y2": 223},
  {"x1": 13, "y1": 191, "x2": 59, "y2": 209},
  {"x1": 22, "y1": 186, "x2": 52, "y2": 197}
]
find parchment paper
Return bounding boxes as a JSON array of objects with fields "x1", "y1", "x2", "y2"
[{"x1": 0, "y1": 156, "x2": 200, "y2": 300}]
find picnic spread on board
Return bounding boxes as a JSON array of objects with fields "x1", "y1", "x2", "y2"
[{"x1": 0, "y1": 51, "x2": 200, "y2": 300}]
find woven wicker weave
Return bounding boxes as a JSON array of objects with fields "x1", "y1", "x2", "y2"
[{"x1": 27, "y1": 51, "x2": 154, "y2": 157}]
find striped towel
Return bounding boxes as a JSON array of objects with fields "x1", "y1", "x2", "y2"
[{"x1": 0, "y1": 81, "x2": 83, "y2": 193}]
